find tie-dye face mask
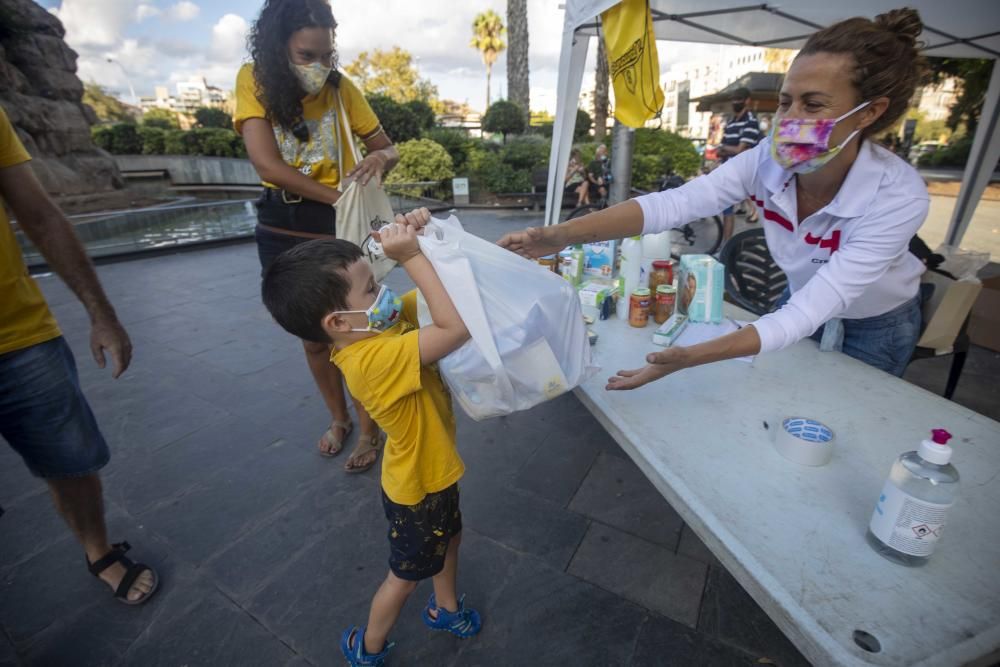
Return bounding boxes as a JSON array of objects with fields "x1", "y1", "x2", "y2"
[{"x1": 769, "y1": 101, "x2": 870, "y2": 174}]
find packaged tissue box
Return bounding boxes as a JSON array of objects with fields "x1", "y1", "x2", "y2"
[
  {"x1": 582, "y1": 240, "x2": 617, "y2": 278},
  {"x1": 677, "y1": 254, "x2": 724, "y2": 323}
]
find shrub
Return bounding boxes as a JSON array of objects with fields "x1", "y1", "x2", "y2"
[
  {"x1": 91, "y1": 125, "x2": 114, "y2": 152},
  {"x1": 367, "y1": 94, "x2": 423, "y2": 143},
  {"x1": 195, "y1": 107, "x2": 233, "y2": 129},
  {"x1": 138, "y1": 126, "x2": 165, "y2": 155},
  {"x1": 424, "y1": 128, "x2": 472, "y2": 173},
  {"x1": 920, "y1": 135, "x2": 972, "y2": 168},
  {"x1": 633, "y1": 128, "x2": 700, "y2": 178},
  {"x1": 404, "y1": 100, "x2": 436, "y2": 133},
  {"x1": 163, "y1": 129, "x2": 188, "y2": 155},
  {"x1": 143, "y1": 107, "x2": 180, "y2": 130},
  {"x1": 501, "y1": 134, "x2": 550, "y2": 172},
  {"x1": 199, "y1": 128, "x2": 238, "y2": 157},
  {"x1": 574, "y1": 108, "x2": 592, "y2": 142},
  {"x1": 385, "y1": 138, "x2": 455, "y2": 184},
  {"x1": 482, "y1": 100, "x2": 527, "y2": 142},
  {"x1": 106, "y1": 123, "x2": 142, "y2": 154}
]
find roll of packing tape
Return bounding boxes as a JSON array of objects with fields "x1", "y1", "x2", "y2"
[{"x1": 774, "y1": 417, "x2": 835, "y2": 466}]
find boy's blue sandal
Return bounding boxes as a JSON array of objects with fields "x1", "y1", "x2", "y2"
[
  {"x1": 341, "y1": 626, "x2": 394, "y2": 666},
  {"x1": 421, "y1": 593, "x2": 482, "y2": 638}
]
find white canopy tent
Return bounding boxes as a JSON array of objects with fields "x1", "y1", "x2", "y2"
[{"x1": 545, "y1": 0, "x2": 1000, "y2": 250}]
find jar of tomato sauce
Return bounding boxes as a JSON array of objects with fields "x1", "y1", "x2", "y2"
[
  {"x1": 648, "y1": 259, "x2": 675, "y2": 295},
  {"x1": 629, "y1": 288, "x2": 652, "y2": 327}
]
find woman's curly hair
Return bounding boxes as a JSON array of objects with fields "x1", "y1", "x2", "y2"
[{"x1": 248, "y1": 0, "x2": 342, "y2": 131}]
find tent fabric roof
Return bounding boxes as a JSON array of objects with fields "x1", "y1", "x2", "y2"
[{"x1": 567, "y1": 1, "x2": 1000, "y2": 60}]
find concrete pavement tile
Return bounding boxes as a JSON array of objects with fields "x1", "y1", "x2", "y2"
[
  {"x1": 632, "y1": 613, "x2": 760, "y2": 666},
  {"x1": 567, "y1": 522, "x2": 707, "y2": 628}
]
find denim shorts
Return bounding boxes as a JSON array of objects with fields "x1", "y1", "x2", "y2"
[
  {"x1": 0, "y1": 337, "x2": 110, "y2": 478},
  {"x1": 777, "y1": 290, "x2": 921, "y2": 377}
]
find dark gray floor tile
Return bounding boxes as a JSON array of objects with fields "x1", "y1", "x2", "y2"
[
  {"x1": 0, "y1": 444, "x2": 43, "y2": 507},
  {"x1": 100, "y1": 416, "x2": 287, "y2": 515},
  {"x1": 136, "y1": 441, "x2": 333, "y2": 565},
  {"x1": 632, "y1": 613, "x2": 759, "y2": 667},
  {"x1": 568, "y1": 522, "x2": 707, "y2": 628},
  {"x1": 677, "y1": 524, "x2": 724, "y2": 570},
  {"x1": 192, "y1": 336, "x2": 301, "y2": 377},
  {"x1": 460, "y1": 484, "x2": 589, "y2": 570},
  {"x1": 698, "y1": 568, "x2": 810, "y2": 667},
  {"x1": 455, "y1": 551, "x2": 649, "y2": 667},
  {"x1": 121, "y1": 593, "x2": 296, "y2": 666},
  {"x1": 569, "y1": 452, "x2": 684, "y2": 549},
  {"x1": 0, "y1": 490, "x2": 76, "y2": 573},
  {"x1": 512, "y1": 430, "x2": 600, "y2": 506},
  {"x1": 204, "y1": 479, "x2": 377, "y2": 603}
]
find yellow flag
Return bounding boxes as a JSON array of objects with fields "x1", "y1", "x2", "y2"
[{"x1": 601, "y1": 0, "x2": 664, "y2": 128}]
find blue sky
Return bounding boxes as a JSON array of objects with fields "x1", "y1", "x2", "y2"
[{"x1": 41, "y1": 0, "x2": 717, "y2": 112}]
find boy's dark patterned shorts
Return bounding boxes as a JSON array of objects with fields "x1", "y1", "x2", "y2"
[{"x1": 381, "y1": 483, "x2": 462, "y2": 581}]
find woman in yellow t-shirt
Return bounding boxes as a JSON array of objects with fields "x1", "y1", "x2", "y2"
[{"x1": 235, "y1": 0, "x2": 398, "y2": 472}]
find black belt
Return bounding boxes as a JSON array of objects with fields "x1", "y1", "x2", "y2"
[{"x1": 261, "y1": 188, "x2": 326, "y2": 206}]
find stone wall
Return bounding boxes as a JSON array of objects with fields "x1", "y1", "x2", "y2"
[{"x1": 0, "y1": 0, "x2": 122, "y2": 195}]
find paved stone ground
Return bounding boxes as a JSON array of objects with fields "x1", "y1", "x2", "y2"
[{"x1": 1, "y1": 210, "x2": 996, "y2": 667}]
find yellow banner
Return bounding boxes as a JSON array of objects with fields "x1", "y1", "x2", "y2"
[{"x1": 601, "y1": 0, "x2": 664, "y2": 128}]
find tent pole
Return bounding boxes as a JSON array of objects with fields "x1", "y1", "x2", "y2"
[
  {"x1": 945, "y1": 58, "x2": 1000, "y2": 246},
  {"x1": 608, "y1": 120, "x2": 635, "y2": 205}
]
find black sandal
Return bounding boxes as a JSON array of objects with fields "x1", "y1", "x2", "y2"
[{"x1": 87, "y1": 541, "x2": 159, "y2": 606}]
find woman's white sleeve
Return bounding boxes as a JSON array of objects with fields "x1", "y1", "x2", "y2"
[
  {"x1": 751, "y1": 195, "x2": 929, "y2": 353},
  {"x1": 635, "y1": 146, "x2": 758, "y2": 234}
]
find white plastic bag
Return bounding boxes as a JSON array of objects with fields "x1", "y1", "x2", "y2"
[{"x1": 415, "y1": 215, "x2": 598, "y2": 421}]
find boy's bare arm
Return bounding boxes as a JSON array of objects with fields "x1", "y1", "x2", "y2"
[{"x1": 379, "y1": 211, "x2": 469, "y2": 365}]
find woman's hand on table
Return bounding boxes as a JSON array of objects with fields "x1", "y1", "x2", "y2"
[
  {"x1": 496, "y1": 224, "x2": 569, "y2": 258},
  {"x1": 606, "y1": 347, "x2": 690, "y2": 391}
]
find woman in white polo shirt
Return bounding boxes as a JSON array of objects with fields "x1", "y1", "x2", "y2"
[{"x1": 499, "y1": 8, "x2": 930, "y2": 388}]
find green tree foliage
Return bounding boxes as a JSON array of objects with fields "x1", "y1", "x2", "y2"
[
  {"x1": 104, "y1": 123, "x2": 142, "y2": 154},
  {"x1": 631, "y1": 127, "x2": 701, "y2": 189},
  {"x1": 926, "y1": 57, "x2": 993, "y2": 134},
  {"x1": 91, "y1": 125, "x2": 113, "y2": 152},
  {"x1": 194, "y1": 107, "x2": 233, "y2": 129},
  {"x1": 500, "y1": 134, "x2": 549, "y2": 172},
  {"x1": 482, "y1": 100, "x2": 526, "y2": 142},
  {"x1": 385, "y1": 138, "x2": 455, "y2": 184},
  {"x1": 83, "y1": 83, "x2": 134, "y2": 123},
  {"x1": 470, "y1": 10, "x2": 506, "y2": 107},
  {"x1": 424, "y1": 128, "x2": 473, "y2": 173},
  {"x1": 143, "y1": 107, "x2": 180, "y2": 129},
  {"x1": 405, "y1": 100, "x2": 436, "y2": 133},
  {"x1": 138, "y1": 126, "x2": 166, "y2": 155},
  {"x1": 163, "y1": 129, "x2": 187, "y2": 155},
  {"x1": 345, "y1": 46, "x2": 438, "y2": 103},
  {"x1": 574, "y1": 108, "x2": 592, "y2": 141},
  {"x1": 367, "y1": 94, "x2": 431, "y2": 144},
  {"x1": 918, "y1": 135, "x2": 973, "y2": 168}
]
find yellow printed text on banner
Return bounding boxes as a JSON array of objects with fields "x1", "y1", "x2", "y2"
[{"x1": 601, "y1": 0, "x2": 664, "y2": 128}]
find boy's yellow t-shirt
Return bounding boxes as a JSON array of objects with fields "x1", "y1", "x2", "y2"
[
  {"x1": 233, "y1": 64, "x2": 380, "y2": 190},
  {"x1": 332, "y1": 291, "x2": 464, "y2": 506},
  {"x1": 0, "y1": 106, "x2": 61, "y2": 355}
]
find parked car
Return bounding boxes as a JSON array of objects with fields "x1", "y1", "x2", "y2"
[{"x1": 909, "y1": 141, "x2": 943, "y2": 165}]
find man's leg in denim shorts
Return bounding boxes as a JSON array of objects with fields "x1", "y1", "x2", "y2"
[{"x1": 0, "y1": 338, "x2": 156, "y2": 603}]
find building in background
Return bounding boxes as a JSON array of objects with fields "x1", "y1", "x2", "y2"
[{"x1": 138, "y1": 77, "x2": 231, "y2": 115}]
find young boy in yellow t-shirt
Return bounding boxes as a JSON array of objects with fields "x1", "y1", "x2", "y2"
[{"x1": 261, "y1": 208, "x2": 480, "y2": 665}]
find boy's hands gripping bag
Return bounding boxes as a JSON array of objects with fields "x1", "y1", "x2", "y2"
[{"x1": 416, "y1": 216, "x2": 598, "y2": 420}]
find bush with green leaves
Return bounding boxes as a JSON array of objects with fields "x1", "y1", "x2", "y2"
[
  {"x1": 385, "y1": 138, "x2": 455, "y2": 185},
  {"x1": 471, "y1": 150, "x2": 531, "y2": 193},
  {"x1": 366, "y1": 94, "x2": 427, "y2": 144},
  {"x1": 423, "y1": 128, "x2": 472, "y2": 173},
  {"x1": 163, "y1": 129, "x2": 189, "y2": 155},
  {"x1": 633, "y1": 128, "x2": 701, "y2": 178},
  {"x1": 138, "y1": 126, "x2": 166, "y2": 155},
  {"x1": 501, "y1": 134, "x2": 550, "y2": 172},
  {"x1": 142, "y1": 107, "x2": 180, "y2": 130},
  {"x1": 91, "y1": 125, "x2": 114, "y2": 152},
  {"x1": 919, "y1": 135, "x2": 972, "y2": 167},
  {"x1": 100, "y1": 123, "x2": 142, "y2": 154},
  {"x1": 482, "y1": 100, "x2": 527, "y2": 142},
  {"x1": 195, "y1": 107, "x2": 233, "y2": 129}
]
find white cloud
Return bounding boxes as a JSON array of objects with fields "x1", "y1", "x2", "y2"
[
  {"x1": 166, "y1": 1, "x2": 200, "y2": 22},
  {"x1": 135, "y1": 4, "x2": 160, "y2": 21},
  {"x1": 50, "y1": 0, "x2": 140, "y2": 49},
  {"x1": 210, "y1": 13, "x2": 249, "y2": 62}
]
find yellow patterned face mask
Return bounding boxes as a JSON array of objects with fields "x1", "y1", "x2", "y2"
[{"x1": 290, "y1": 61, "x2": 331, "y2": 95}]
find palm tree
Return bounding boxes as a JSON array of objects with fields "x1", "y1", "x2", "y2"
[
  {"x1": 470, "y1": 10, "x2": 506, "y2": 109},
  {"x1": 506, "y1": 0, "x2": 529, "y2": 123},
  {"x1": 594, "y1": 35, "x2": 610, "y2": 140}
]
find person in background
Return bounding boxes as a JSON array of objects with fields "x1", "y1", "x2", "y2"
[
  {"x1": 261, "y1": 209, "x2": 481, "y2": 666},
  {"x1": 586, "y1": 144, "x2": 611, "y2": 202},
  {"x1": 235, "y1": 0, "x2": 399, "y2": 473},
  {"x1": 718, "y1": 87, "x2": 761, "y2": 240},
  {"x1": 499, "y1": 8, "x2": 930, "y2": 386},
  {"x1": 565, "y1": 148, "x2": 588, "y2": 206},
  {"x1": 0, "y1": 105, "x2": 158, "y2": 605}
]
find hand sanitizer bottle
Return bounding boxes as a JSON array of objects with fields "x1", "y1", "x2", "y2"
[{"x1": 866, "y1": 429, "x2": 959, "y2": 566}]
